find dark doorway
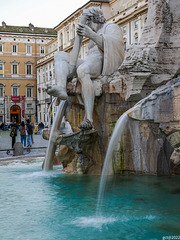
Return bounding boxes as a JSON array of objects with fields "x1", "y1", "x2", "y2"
[
  {"x1": 10, "y1": 105, "x2": 21, "y2": 123},
  {"x1": 11, "y1": 114, "x2": 19, "y2": 123}
]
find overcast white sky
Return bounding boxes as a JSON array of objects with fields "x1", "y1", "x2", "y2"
[{"x1": 0, "y1": 0, "x2": 88, "y2": 28}]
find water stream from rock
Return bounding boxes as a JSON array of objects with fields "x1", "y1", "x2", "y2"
[
  {"x1": 96, "y1": 112, "x2": 129, "y2": 215},
  {"x1": 43, "y1": 100, "x2": 68, "y2": 171}
]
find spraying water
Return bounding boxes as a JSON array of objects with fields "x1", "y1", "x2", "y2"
[
  {"x1": 43, "y1": 100, "x2": 68, "y2": 171},
  {"x1": 128, "y1": 119, "x2": 147, "y2": 172},
  {"x1": 96, "y1": 112, "x2": 129, "y2": 215}
]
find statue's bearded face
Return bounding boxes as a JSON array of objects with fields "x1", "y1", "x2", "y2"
[{"x1": 86, "y1": 15, "x2": 101, "y2": 32}]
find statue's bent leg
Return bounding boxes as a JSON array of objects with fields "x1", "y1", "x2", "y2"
[
  {"x1": 77, "y1": 56, "x2": 103, "y2": 130},
  {"x1": 46, "y1": 52, "x2": 71, "y2": 99},
  {"x1": 77, "y1": 64, "x2": 95, "y2": 128}
]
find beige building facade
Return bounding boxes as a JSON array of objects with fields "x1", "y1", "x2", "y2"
[
  {"x1": 36, "y1": 0, "x2": 148, "y2": 125},
  {"x1": 0, "y1": 22, "x2": 56, "y2": 125}
]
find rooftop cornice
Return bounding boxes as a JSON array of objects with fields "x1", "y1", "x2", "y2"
[
  {"x1": 0, "y1": 23, "x2": 57, "y2": 36},
  {"x1": 54, "y1": 1, "x2": 110, "y2": 31},
  {"x1": 0, "y1": 31, "x2": 57, "y2": 38},
  {"x1": 109, "y1": 1, "x2": 148, "y2": 24}
]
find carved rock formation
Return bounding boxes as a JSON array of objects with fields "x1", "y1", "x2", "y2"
[
  {"x1": 126, "y1": 77, "x2": 180, "y2": 174},
  {"x1": 119, "y1": 0, "x2": 180, "y2": 101}
]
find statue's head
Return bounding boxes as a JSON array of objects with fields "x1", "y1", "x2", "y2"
[{"x1": 83, "y1": 7, "x2": 106, "y2": 24}]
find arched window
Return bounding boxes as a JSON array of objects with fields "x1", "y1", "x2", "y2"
[
  {"x1": 60, "y1": 33, "x2": 63, "y2": 46},
  {"x1": 67, "y1": 31, "x2": 69, "y2": 42}
]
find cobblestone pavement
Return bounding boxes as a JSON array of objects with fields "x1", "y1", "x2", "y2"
[{"x1": 0, "y1": 130, "x2": 48, "y2": 159}]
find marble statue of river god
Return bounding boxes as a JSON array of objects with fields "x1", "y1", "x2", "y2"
[{"x1": 46, "y1": 6, "x2": 124, "y2": 130}]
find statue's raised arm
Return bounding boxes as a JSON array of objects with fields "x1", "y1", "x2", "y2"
[{"x1": 46, "y1": 7, "x2": 124, "y2": 130}]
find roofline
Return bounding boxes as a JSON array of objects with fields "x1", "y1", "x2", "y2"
[
  {"x1": 0, "y1": 31, "x2": 57, "y2": 37},
  {"x1": 54, "y1": 0, "x2": 110, "y2": 30}
]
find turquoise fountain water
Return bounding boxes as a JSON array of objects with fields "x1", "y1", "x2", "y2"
[
  {"x1": 0, "y1": 158, "x2": 180, "y2": 239},
  {"x1": 96, "y1": 113, "x2": 129, "y2": 215}
]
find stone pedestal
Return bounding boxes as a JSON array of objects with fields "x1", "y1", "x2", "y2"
[{"x1": 13, "y1": 142, "x2": 24, "y2": 156}]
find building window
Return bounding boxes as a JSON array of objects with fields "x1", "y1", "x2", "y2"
[
  {"x1": 12, "y1": 44, "x2": 17, "y2": 54},
  {"x1": 135, "y1": 20, "x2": 138, "y2": 29},
  {"x1": 40, "y1": 46, "x2": 45, "y2": 54},
  {"x1": 26, "y1": 45, "x2": 32, "y2": 55},
  {"x1": 26, "y1": 64, "x2": 32, "y2": 75},
  {"x1": 0, "y1": 87, "x2": 3, "y2": 97},
  {"x1": 0, "y1": 64, "x2": 3, "y2": 77},
  {"x1": 12, "y1": 64, "x2": 18, "y2": 75},
  {"x1": 124, "y1": 42, "x2": 127, "y2": 51},
  {"x1": 27, "y1": 87, "x2": 32, "y2": 98},
  {"x1": 0, "y1": 44, "x2": 3, "y2": 53},
  {"x1": 123, "y1": 26, "x2": 126, "y2": 34},
  {"x1": 60, "y1": 33, "x2": 63, "y2": 46},
  {"x1": 67, "y1": 31, "x2": 69, "y2": 41},
  {"x1": 27, "y1": 103, "x2": 32, "y2": 108},
  {"x1": 12, "y1": 87, "x2": 18, "y2": 96},
  {"x1": 72, "y1": 24, "x2": 76, "y2": 38}
]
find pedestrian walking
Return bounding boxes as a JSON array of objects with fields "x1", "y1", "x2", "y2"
[
  {"x1": 26, "y1": 119, "x2": 33, "y2": 147},
  {"x1": 19, "y1": 121, "x2": 26, "y2": 147},
  {"x1": 34, "y1": 123, "x2": 38, "y2": 134},
  {"x1": 13, "y1": 121, "x2": 19, "y2": 135},
  {"x1": 10, "y1": 123, "x2": 17, "y2": 148},
  {"x1": 30, "y1": 122, "x2": 34, "y2": 144}
]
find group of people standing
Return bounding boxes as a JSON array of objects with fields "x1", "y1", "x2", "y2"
[{"x1": 10, "y1": 119, "x2": 34, "y2": 148}]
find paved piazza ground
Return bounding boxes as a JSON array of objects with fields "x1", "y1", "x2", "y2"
[{"x1": 0, "y1": 129, "x2": 48, "y2": 159}]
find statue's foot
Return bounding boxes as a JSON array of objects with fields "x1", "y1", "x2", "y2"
[
  {"x1": 78, "y1": 119, "x2": 93, "y2": 130},
  {"x1": 46, "y1": 85, "x2": 68, "y2": 100}
]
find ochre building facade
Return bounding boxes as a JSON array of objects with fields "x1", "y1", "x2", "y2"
[{"x1": 0, "y1": 22, "x2": 56, "y2": 124}]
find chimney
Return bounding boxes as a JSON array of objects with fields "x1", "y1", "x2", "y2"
[
  {"x1": 29, "y1": 23, "x2": 34, "y2": 31},
  {"x1": 2, "y1": 21, "x2": 6, "y2": 28}
]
